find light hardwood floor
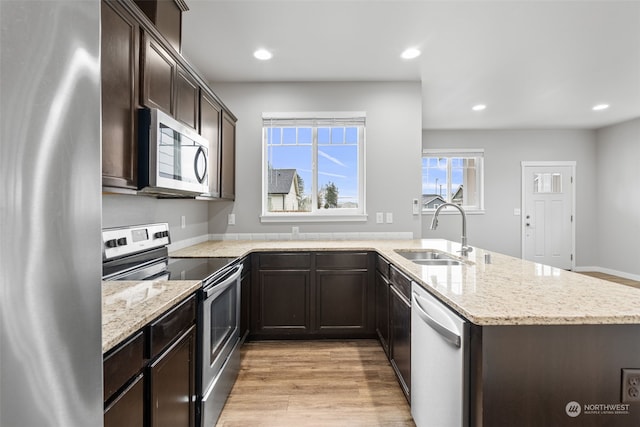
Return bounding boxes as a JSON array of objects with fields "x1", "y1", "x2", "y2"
[
  {"x1": 215, "y1": 340, "x2": 415, "y2": 427},
  {"x1": 580, "y1": 271, "x2": 640, "y2": 289}
]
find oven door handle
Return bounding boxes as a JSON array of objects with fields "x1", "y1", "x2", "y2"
[{"x1": 205, "y1": 264, "x2": 243, "y2": 299}]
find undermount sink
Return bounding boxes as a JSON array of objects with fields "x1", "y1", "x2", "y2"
[{"x1": 394, "y1": 250, "x2": 463, "y2": 266}]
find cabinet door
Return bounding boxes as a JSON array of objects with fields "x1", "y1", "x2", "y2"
[
  {"x1": 375, "y1": 270, "x2": 390, "y2": 356},
  {"x1": 141, "y1": 32, "x2": 175, "y2": 115},
  {"x1": 316, "y1": 270, "x2": 370, "y2": 335},
  {"x1": 149, "y1": 326, "x2": 196, "y2": 427},
  {"x1": 104, "y1": 373, "x2": 144, "y2": 427},
  {"x1": 390, "y1": 286, "x2": 411, "y2": 401},
  {"x1": 254, "y1": 270, "x2": 311, "y2": 336},
  {"x1": 220, "y1": 110, "x2": 236, "y2": 200},
  {"x1": 175, "y1": 67, "x2": 198, "y2": 129},
  {"x1": 200, "y1": 93, "x2": 221, "y2": 197},
  {"x1": 240, "y1": 260, "x2": 251, "y2": 339},
  {"x1": 101, "y1": 0, "x2": 139, "y2": 190}
]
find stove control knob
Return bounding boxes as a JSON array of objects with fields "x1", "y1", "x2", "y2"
[
  {"x1": 154, "y1": 231, "x2": 168, "y2": 239},
  {"x1": 116, "y1": 237, "x2": 127, "y2": 246},
  {"x1": 105, "y1": 239, "x2": 118, "y2": 248}
]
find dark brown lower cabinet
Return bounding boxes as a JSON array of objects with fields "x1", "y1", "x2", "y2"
[
  {"x1": 316, "y1": 269, "x2": 370, "y2": 334},
  {"x1": 256, "y1": 269, "x2": 311, "y2": 335},
  {"x1": 375, "y1": 266, "x2": 390, "y2": 357},
  {"x1": 390, "y1": 285, "x2": 411, "y2": 401},
  {"x1": 104, "y1": 293, "x2": 197, "y2": 427},
  {"x1": 103, "y1": 330, "x2": 145, "y2": 427},
  {"x1": 104, "y1": 374, "x2": 144, "y2": 427},
  {"x1": 148, "y1": 325, "x2": 196, "y2": 427},
  {"x1": 250, "y1": 252, "x2": 375, "y2": 339}
]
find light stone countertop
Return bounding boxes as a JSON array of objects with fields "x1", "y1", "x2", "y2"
[
  {"x1": 171, "y1": 238, "x2": 640, "y2": 326},
  {"x1": 102, "y1": 280, "x2": 201, "y2": 353}
]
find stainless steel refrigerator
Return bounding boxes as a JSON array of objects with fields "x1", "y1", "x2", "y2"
[{"x1": 0, "y1": 1, "x2": 103, "y2": 426}]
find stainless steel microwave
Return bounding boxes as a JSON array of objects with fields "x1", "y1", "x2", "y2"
[{"x1": 138, "y1": 108, "x2": 210, "y2": 196}]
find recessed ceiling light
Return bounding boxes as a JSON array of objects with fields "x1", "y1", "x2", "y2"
[
  {"x1": 592, "y1": 104, "x2": 610, "y2": 111},
  {"x1": 254, "y1": 49, "x2": 273, "y2": 61},
  {"x1": 401, "y1": 48, "x2": 421, "y2": 60},
  {"x1": 472, "y1": 104, "x2": 487, "y2": 111}
]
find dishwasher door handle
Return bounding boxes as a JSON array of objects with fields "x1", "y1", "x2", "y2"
[{"x1": 413, "y1": 293, "x2": 461, "y2": 348}]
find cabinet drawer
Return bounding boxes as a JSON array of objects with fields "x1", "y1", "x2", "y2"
[
  {"x1": 148, "y1": 294, "x2": 196, "y2": 359},
  {"x1": 103, "y1": 330, "x2": 145, "y2": 403},
  {"x1": 390, "y1": 265, "x2": 411, "y2": 301},
  {"x1": 258, "y1": 253, "x2": 311, "y2": 269},
  {"x1": 376, "y1": 255, "x2": 390, "y2": 278},
  {"x1": 316, "y1": 252, "x2": 369, "y2": 270}
]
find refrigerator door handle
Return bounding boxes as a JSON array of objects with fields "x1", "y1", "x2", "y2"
[{"x1": 413, "y1": 293, "x2": 461, "y2": 348}]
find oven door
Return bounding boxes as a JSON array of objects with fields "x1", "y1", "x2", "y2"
[{"x1": 200, "y1": 263, "x2": 242, "y2": 427}]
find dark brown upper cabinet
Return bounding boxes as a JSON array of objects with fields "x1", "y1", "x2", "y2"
[
  {"x1": 101, "y1": 0, "x2": 235, "y2": 197},
  {"x1": 141, "y1": 32, "x2": 175, "y2": 116},
  {"x1": 220, "y1": 111, "x2": 236, "y2": 200},
  {"x1": 101, "y1": 0, "x2": 140, "y2": 191},
  {"x1": 133, "y1": 0, "x2": 187, "y2": 52},
  {"x1": 200, "y1": 92, "x2": 222, "y2": 198},
  {"x1": 175, "y1": 67, "x2": 199, "y2": 130}
]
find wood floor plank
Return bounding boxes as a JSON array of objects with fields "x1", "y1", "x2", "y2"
[{"x1": 215, "y1": 340, "x2": 414, "y2": 427}]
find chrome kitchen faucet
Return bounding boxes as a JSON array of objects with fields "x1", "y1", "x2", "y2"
[{"x1": 430, "y1": 203, "x2": 473, "y2": 256}]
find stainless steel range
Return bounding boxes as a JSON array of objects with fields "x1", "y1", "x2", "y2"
[{"x1": 101, "y1": 223, "x2": 242, "y2": 427}]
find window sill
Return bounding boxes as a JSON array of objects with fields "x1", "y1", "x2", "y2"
[
  {"x1": 422, "y1": 210, "x2": 485, "y2": 215},
  {"x1": 260, "y1": 214, "x2": 368, "y2": 223}
]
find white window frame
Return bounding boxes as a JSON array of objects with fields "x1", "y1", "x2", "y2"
[
  {"x1": 422, "y1": 148, "x2": 485, "y2": 213},
  {"x1": 261, "y1": 112, "x2": 367, "y2": 223}
]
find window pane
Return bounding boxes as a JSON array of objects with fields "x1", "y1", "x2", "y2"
[
  {"x1": 331, "y1": 127, "x2": 345, "y2": 144},
  {"x1": 421, "y1": 157, "x2": 448, "y2": 209},
  {"x1": 318, "y1": 127, "x2": 330, "y2": 144},
  {"x1": 345, "y1": 127, "x2": 358, "y2": 143},
  {"x1": 318, "y1": 143, "x2": 358, "y2": 209},
  {"x1": 266, "y1": 128, "x2": 281, "y2": 145},
  {"x1": 534, "y1": 173, "x2": 562, "y2": 193},
  {"x1": 298, "y1": 127, "x2": 312, "y2": 144},
  {"x1": 282, "y1": 127, "x2": 296, "y2": 144},
  {"x1": 451, "y1": 157, "x2": 478, "y2": 206},
  {"x1": 422, "y1": 153, "x2": 483, "y2": 211},
  {"x1": 267, "y1": 142, "x2": 312, "y2": 213}
]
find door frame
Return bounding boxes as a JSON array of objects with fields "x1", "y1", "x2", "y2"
[{"x1": 520, "y1": 161, "x2": 576, "y2": 270}]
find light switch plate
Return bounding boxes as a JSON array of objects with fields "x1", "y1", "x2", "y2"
[
  {"x1": 228, "y1": 213, "x2": 236, "y2": 225},
  {"x1": 412, "y1": 198, "x2": 420, "y2": 215}
]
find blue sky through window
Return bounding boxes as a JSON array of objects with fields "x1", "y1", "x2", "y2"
[{"x1": 266, "y1": 126, "x2": 359, "y2": 208}]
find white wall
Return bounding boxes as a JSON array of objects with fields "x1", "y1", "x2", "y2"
[
  {"x1": 422, "y1": 129, "x2": 598, "y2": 266},
  {"x1": 595, "y1": 118, "x2": 640, "y2": 277},
  {"x1": 102, "y1": 194, "x2": 209, "y2": 249},
  {"x1": 208, "y1": 82, "x2": 423, "y2": 238}
]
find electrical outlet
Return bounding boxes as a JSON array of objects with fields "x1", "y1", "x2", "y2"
[
  {"x1": 181, "y1": 215, "x2": 186, "y2": 229},
  {"x1": 386, "y1": 212, "x2": 393, "y2": 224},
  {"x1": 228, "y1": 213, "x2": 236, "y2": 225},
  {"x1": 621, "y1": 369, "x2": 640, "y2": 402},
  {"x1": 376, "y1": 212, "x2": 384, "y2": 224},
  {"x1": 292, "y1": 226, "x2": 299, "y2": 236}
]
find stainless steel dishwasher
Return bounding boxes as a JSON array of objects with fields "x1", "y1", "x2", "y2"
[{"x1": 411, "y1": 282, "x2": 469, "y2": 427}]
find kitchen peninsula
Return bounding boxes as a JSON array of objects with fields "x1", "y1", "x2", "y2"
[{"x1": 105, "y1": 239, "x2": 640, "y2": 426}]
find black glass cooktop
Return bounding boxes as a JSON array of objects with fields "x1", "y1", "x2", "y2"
[{"x1": 167, "y1": 257, "x2": 238, "y2": 282}]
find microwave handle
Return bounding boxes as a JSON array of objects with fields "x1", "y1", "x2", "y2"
[{"x1": 194, "y1": 146, "x2": 207, "y2": 184}]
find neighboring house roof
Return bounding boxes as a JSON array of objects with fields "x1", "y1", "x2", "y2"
[
  {"x1": 268, "y1": 169, "x2": 298, "y2": 195},
  {"x1": 452, "y1": 185, "x2": 463, "y2": 202},
  {"x1": 422, "y1": 194, "x2": 446, "y2": 207}
]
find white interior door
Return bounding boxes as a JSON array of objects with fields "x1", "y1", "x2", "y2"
[{"x1": 521, "y1": 162, "x2": 575, "y2": 270}]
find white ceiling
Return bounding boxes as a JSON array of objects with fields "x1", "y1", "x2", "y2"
[{"x1": 181, "y1": 0, "x2": 640, "y2": 129}]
